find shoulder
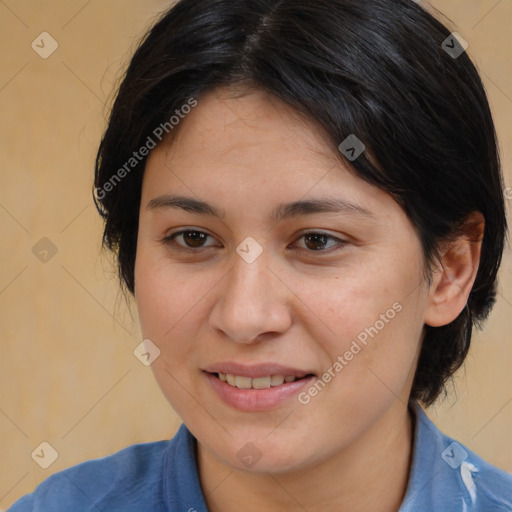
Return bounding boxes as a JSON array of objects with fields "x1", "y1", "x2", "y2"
[
  {"x1": 401, "y1": 402, "x2": 512, "y2": 512},
  {"x1": 6, "y1": 435, "x2": 178, "y2": 512}
]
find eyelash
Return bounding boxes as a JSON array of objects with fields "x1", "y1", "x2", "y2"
[{"x1": 161, "y1": 229, "x2": 348, "y2": 254}]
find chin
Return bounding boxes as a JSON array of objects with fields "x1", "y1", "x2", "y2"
[{"x1": 203, "y1": 429, "x2": 321, "y2": 475}]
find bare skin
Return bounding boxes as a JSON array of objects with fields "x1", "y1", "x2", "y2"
[{"x1": 134, "y1": 85, "x2": 484, "y2": 512}]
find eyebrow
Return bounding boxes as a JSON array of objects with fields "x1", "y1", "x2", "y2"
[{"x1": 145, "y1": 194, "x2": 375, "y2": 221}]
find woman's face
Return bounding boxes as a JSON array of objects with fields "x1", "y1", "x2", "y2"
[{"x1": 134, "y1": 86, "x2": 431, "y2": 472}]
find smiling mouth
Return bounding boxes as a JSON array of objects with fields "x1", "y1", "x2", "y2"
[{"x1": 210, "y1": 372, "x2": 316, "y2": 390}]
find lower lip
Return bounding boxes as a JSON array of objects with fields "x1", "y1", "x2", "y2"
[{"x1": 204, "y1": 372, "x2": 316, "y2": 412}]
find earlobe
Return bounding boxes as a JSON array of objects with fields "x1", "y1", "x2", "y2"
[{"x1": 424, "y1": 212, "x2": 485, "y2": 328}]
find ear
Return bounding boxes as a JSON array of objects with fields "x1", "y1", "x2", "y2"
[{"x1": 424, "y1": 211, "x2": 485, "y2": 328}]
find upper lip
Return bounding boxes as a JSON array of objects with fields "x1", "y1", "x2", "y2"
[{"x1": 203, "y1": 362, "x2": 315, "y2": 379}]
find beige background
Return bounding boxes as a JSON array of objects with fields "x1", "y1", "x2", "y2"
[{"x1": 0, "y1": 0, "x2": 511, "y2": 509}]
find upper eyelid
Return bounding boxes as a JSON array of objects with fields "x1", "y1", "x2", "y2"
[
  {"x1": 165, "y1": 228, "x2": 217, "y2": 242},
  {"x1": 167, "y1": 230, "x2": 218, "y2": 246}
]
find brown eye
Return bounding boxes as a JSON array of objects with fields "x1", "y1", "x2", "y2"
[
  {"x1": 181, "y1": 231, "x2": 208, "y2": 248},
  {"x1": 304, "y1": 233, "x2": 331, "y2": 251},
  {"x1": 163, "y1": 230, "x2": 217, "y2": 250},
  {"x1": 293, "y1": 232, "x2": 347, "y2": 253}
]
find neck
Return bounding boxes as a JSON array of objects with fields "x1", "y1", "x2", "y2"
[{"x1": 197, "y1": 400, "x2": 415, "y2": 512}]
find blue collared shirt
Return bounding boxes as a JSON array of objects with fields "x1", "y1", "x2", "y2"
[{"x1": 7, "y1": 402, "x2": 512, "y2": 511}]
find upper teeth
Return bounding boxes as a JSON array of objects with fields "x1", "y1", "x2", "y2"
[{"x1": 218, "y1": 373, "x2": 298, "y2": 389}]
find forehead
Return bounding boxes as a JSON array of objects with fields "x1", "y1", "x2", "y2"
[
  {"x1": 162, "y1": 86, "x2": 338, "y2": 173},
  {"x1": 141, "y1": 86, "x2": 394, "y2": 219}
]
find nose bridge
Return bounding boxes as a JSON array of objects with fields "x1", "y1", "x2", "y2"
[{"x1": 209, "y1": 248, "x2": 291, "y2": 343}]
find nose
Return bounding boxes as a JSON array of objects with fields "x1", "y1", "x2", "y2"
[{"x1": 209, "y1": 251, "x2": 293, "y2": 344}]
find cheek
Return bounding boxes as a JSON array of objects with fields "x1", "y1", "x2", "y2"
[
  {"x1": 134, "y1": 249, "x2": 212, "y2": 419},
  {"x1": 134, "y1": 244, "x2": 206, "y2": 341},
  {"x1": 134, "y1": 256, "x2": 202, "y2": 403},
  {"x1": 294, "y1": 279, "x2": 422, "y2": 448},
  {"x1": 293, "y1": 261, "x2": 404, "y2": 348},
  {"x1": 294, "y1": 259, "x2": 425, "y2": 394}
]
